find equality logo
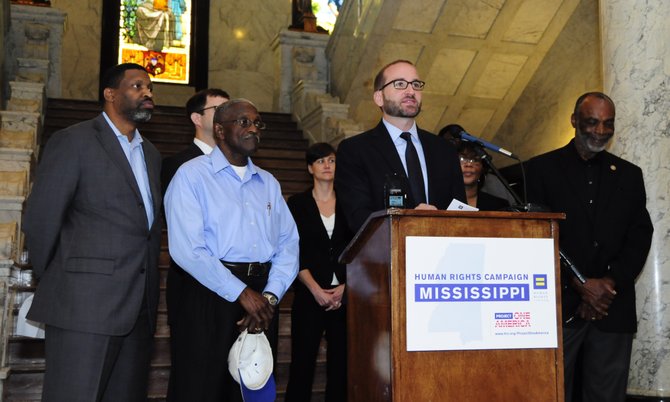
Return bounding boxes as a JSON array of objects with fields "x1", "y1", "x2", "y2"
[{"x1": 533, "y1": 274, "x2": 547, "y2": 290}]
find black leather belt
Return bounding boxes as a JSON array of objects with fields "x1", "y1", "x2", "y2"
[{"x1": 221, "y1": 261, "x2": 271, "y2": 277}]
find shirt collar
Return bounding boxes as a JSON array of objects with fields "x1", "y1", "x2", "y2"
[
  {"x1": 102, "y1": 111, "x2": 143, "y2": 146},
  {"x1": 568, "y1": 138, "x2": 604, "y2": 165},
  {"x1": 193, "y1": 137, "x2": 214, "y2": 154},
  {"x1": 382, "y1": 118, "x2": 418, "y2": 143},
  {"x1": 210, "y1": 146, "x2": 260, "y2": 181}
]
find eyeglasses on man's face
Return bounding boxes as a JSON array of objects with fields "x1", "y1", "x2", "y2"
[
  {"x1": 197, "y1": 105, "x2": 219, "y2": 114},
  {"x1": 379, "y1": 79, "x2": 426, "y2": 91},
  {"x1": 220, "y1": 117, "x2": 267, "y2": 130}
]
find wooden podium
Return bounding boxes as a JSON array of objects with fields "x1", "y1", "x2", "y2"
[{"x1": 339, "y1": 209, "x2": 565, "y2": 402}]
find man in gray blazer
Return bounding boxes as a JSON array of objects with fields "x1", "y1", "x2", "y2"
[{"x1": 23, "y1": 63, "x2": 163, "y2": 402}]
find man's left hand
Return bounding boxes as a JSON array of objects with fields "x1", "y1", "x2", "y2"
[
  {"x1": 236, "y1": 287, "x2": 275, "y2": 332},
  {"x1": 415, "y1": 203, "x2": 437, "y2": 210}
]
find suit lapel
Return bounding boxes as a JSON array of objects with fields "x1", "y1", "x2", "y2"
[
  {"x1": 305, "y1": 193, "x2": 331, "y2": 244},
  {"x1": 370, "y1": 122, "x2": 407, "y2": 176},
  {"x1": 143, "y1": 140, "x2": 162, "y2": 219},
  {"x1": 92, "y1": 114, "x2": 146, "y2": 216},
  {"x1": 418, "y1": 130, "x2": 436, "y2": 204}
]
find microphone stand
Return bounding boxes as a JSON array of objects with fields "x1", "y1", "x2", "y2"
[
  {"x1": 469, "y1": 144, "x2": 587, "y2": 285},
  {"x1": 470, "y1": 146, "x2": 524, "y2": 206}
]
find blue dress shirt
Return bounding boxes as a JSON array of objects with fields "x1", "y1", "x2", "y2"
[
  {"x1": 164, "y1": 146, "x2": 299, "y2": 302},
  {"x1": 103, "y1": 112, "x2": 154, "y2": 228}
]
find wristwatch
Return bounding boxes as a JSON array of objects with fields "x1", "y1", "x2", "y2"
[{"x1": 263, "y1": 292, "x2": 279, "y2": 306}]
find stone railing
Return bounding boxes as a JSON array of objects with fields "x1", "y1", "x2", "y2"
[
  {"x1": 0, "y1": 3, "x2": 65, "y2": 394},
  {"x1": 272, "y1": 29, "x2": 362, "y2": 146}
]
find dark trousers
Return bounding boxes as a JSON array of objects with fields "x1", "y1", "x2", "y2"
[
  {"x1": 42, "y1": 305, "x2": 152, "y2": 402},
  {"x1": 285, "y1": 289, "x2": 347, "y2": 402},
  {"x1": 563, "y1": 320, "x2": 633, "y2": 402},
  {"x1": 166, "y1": 270, "x2": 278, "y2": 402}
]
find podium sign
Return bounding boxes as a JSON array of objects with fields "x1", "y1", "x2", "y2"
[
  {"x1": 340, "y1": 210, "x2": 565, "y2": 402},
  {"x1": 405, "y1": 236, "x2": 557, "y2": 351}
]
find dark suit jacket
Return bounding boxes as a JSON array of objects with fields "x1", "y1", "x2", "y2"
[
  {"x1": 287, "y1": 189, "x2": 353, "y2": 299},
  {"x1": 161, "y1": 142, "x2": 203, "y2": 195},
  {"x1": 526, "y1": 140, "x2": 653, "y2": 332},
  {"x1": 476, "y1": 191, "x2": 510, "y2": 211},
  {"x1": 23, "y1": 114, "x2": 163, "y2": 336},
  {"x1": 335, "y1": 121, "x2": 466, "y2": 231},
  {"x1": 160, "y1": 141, "x2": 203, "y2": 325}
]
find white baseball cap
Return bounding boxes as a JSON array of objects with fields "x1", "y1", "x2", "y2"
[{"x1": 228, "y1": 329, "x2": 276, "y2": 402}]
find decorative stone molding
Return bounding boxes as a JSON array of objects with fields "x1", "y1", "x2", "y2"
[
  {"x1": 271, "y1": 29, "x2": 330, "y2": 113},
  {"x1": 15, "y1": 57, "x2": 48, "y2": 86},
  {"x1": 291, "y1": 79, "x2": 362, "y2": 145},
  {"x1": 0, "y1": 222, "x2": 17, "y2": 261},
  {"x1": 0, "y1": 148, "x2": 34, "y2": 177},
  {"x1": 4, "y1": 4, "x2": 66, "y2": 97},
  {"x1": 0, "y1": 198, "x2": 24, "y2": 263},
  {"x1": 272, "y1": 29, "x2": 363, "y2": 146},
  {"x1": 7, "y1": 81, "x2": 45, "y2": 115},
  {"x1": 0, "y1": 110, "x2": 41, "y2": 151}
]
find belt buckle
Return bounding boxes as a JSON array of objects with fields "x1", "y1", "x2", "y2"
[{"x1": 247, "y1": 263, "x2": 262, "y2": 276}]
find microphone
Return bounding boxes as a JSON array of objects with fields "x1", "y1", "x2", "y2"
[
  {"x1": 459, "y1": 131, "x2": 519, "y2": 159},
  {"x1": 559, "y1": 249, "x2": 587, "y2": 284}
]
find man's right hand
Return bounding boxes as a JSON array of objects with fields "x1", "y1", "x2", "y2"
[
  {"x1": 572, "y1": 277, "x2": 616, "y2": 316},
  {"x1": 236, "y1": 287, "x2": 274, "y2": 332}
]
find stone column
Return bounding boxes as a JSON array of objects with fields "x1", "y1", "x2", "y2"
[{"x1": 600, "y1": 1, "x2": 670, "y2": 398}]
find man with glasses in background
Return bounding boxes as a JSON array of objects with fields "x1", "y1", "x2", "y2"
[
  {"x1": 161, "y1": 88, "x2": 230, "y2": 194},
  {"x1": 336, "y1": 59, "x2": 466, "y2": 231},
  {"x1": 160, "y1": 88, "x2": 229, "y2": 399},
  {"x1": 164, "y1": 98, "x2": 299, "y2": 401}
]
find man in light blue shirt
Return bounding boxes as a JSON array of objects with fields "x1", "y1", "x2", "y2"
[{"x1": 164, "y1": 98, "x2": 299, "y2": 401}]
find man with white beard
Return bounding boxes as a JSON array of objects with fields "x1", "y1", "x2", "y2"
[{"x1": 526, "y1": 92, "x2": 653, "y2": 402}]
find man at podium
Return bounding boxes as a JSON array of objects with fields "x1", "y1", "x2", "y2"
[
  {"x1": 335, "y1": 59, "x2": 465, "y2": 231},
  {"x1": 526, "y1": 92, "x2": 653, "y2": 402}
]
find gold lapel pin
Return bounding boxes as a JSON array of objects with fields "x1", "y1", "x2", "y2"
[{"x1": 610, "y1": 164, "x2": 617, "y2": 171}]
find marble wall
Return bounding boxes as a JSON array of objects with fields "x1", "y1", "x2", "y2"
[
  {"x1": 50, "y1": 0, "x2": 102, "y2": 100},
  {"x1": 0, "y1": 0, "x2": 9, "y2": 106},
  {"x1": 492, "y1": 0, "x2": 602, "y2": 166},
  {"x1": 600, "y1": 0, "x2": 670, "y2": 397},
  {"x1": 50, "y1": 0, "x2": 291, "y2": 110}
]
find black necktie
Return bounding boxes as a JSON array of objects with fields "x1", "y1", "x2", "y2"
[{"x1": 400, "y1": 132, "x2": 426, "y2": 205}]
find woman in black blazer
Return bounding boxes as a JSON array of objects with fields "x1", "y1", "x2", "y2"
[
  {"x1": 285, "y1": 143, "x2": 353, "y2": 402},
  {"x1": 458, "y1": 142, "x2": 510, "y2": 211}
]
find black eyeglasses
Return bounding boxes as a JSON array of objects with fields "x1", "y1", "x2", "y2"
[
  {"x1": 459, "y1": 156, "x2": 482, "y2": 165},
  {"x1": 220, "y1": 118, "x2": 267, "y2": 130},
  {"x1": 378, "y1": 79, "x2": 426, "y2": 91},
  {"x1": 197, "y1": 105, "x2": 218, "y2": 114}
]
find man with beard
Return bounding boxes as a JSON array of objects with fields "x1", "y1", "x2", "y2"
[
  {"x1": 23, "y1": 63, "x2": 162, "y2": 401},
  {"x1": 164, "y1": 99, "x2": 299, "y2": 401},
  {"x1": 526, "y1": 92, "x2": 653, "y2": 402},
  {"x1": 335, "y1": 59, "x2": 465, "y2": 232}
]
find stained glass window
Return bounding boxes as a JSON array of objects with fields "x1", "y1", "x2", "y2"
[
  {"x1": 117, "y1": 0, "x2": 192, "y2": 84},
  {"x1": 313, "y1": 0, "x2": 343, "y2": 33}
]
